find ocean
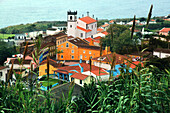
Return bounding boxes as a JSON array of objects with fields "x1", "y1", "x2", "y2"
[{"x1": 0, "y1": 0, "x2": 170, "y2": 28}]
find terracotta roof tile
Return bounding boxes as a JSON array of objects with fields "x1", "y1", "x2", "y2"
[
  {"x1": 94, "y1": 36, "x2": 102, "y2": 40},
  {"x1": 55, "y1": 63, "x2": 108, "y2": 76},
  {"x1": 101, "y1": 23, "x2": 109, "y2": 28},
  {"x1": 101, "y1": 31, "x2": 108, "y2": 35},
  {"x1": 97, "y1": 28, "x2": 104, "y2": 32},
  {"x1": 40, "y1": 59, "x2": 62, "y2": 68},
  {"x1": 125, "y1": 61, "x2": 143, "y2": 69},
  {"x1": 70, "y1": 73, "x2": 88, "y2": 80},
  {"x1": 154, "y1": 48, "x2": 170, "y2": 53},
  {"x1": 92, "y1": 53, "x2": 129, "y2": 64},
  {"x1": 0, "y1": 66, "x2": 7, "y2": 70},
  {"x1": 79, "y1": 16, "x2": 97, "y2": 24},
  {"x1": 160, "y1": 28, "x2": 170, "y2": 32},
  {"x1": 9, "y1": 59, "x2": 32, "y2": 65}
]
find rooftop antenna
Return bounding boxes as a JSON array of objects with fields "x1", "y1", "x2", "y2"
[{"x1": 87, "y1": 11, "x2": 89, "y2": 16}]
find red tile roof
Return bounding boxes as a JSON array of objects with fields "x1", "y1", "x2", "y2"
[
  {"x1": 55, "y1": 63, "x2": 108, "y2": 76},
  {"x1": 77, "y1": 26, "x2": 92, "y2": 33},
  {"x1": 160, "y1": 28, "x2": 170, "y2": 32},
  {"x1": 0, "y1": 66, "x2": 7, "y2": 70},
  {"x1": 79, "y1": 16, "x2": 97, "y2": 24},
  {"x1": 40, "y1": 59, "x2": 62, "y2": 68},
  {"x1": 94, "y1": 36, "x2": 102, "y2": 40},
  {"x1": 97, "y1": 28, "x2": 104, "y2": 32},
  {"x1": 150, "y1": 19, "x2": 155, "y2": 21},
  {"x1": 101, "y1": 23, "x2": 109, "y2": 28},
  {"x1": 109, "y1": 20, "x2": 115, "y2": 23},
  {"x1": 101, "y1": 31, "x2": 108, "y2": 35},
  {"x1": 84, "y1": 37, "x2": 100, "y2": 44},
  {"x1": 70, "y1": 73, "x2": 88, "y2": 80},
  {"x1": 125, "y1": 61, "x2": 143, "y2": 69},
  {"x1": 92, "y1": 53, "x2": 129, "y2": 64},
  {"x1": 164, "y1": 19, "x2": 170, "y2": 21}
]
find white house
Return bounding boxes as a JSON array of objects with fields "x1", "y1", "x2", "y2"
[
  {"x1": 116, "y1": 21, "x2": 126, "y2": 25},
  {"x1": 153, "y1": 48, "x2": 170, "y2": 58},
  {"x1": 0, "y1": 66, "x2": 8, "y2": 82},
  {"x1": 141, "y1": 27, "x2": 153, "y2": 35},
  {"x1": 67, "y1": 11, "x2": 97, "y2": 39},
  {"x1": 46, "y1": 28, "x2": 60, "y2": 36},
  {"x1": 127, "y1": 20, "x2": 140, "y2": 25}
]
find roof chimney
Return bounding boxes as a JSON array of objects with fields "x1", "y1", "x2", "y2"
[
  {"x1": 82, "y1": 14, "x2": 84, "y2": 18},
  {"x1": 96, "y1": 17, "x2": 98, "y2": 21},
  {"x1": 92, "y1": 15, "x2": 94, "y2": 18},
  {"x1": 87, "y1": 11, "x2": 89, "y2": 16}
]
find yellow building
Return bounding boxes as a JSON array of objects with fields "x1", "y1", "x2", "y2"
[{"x1": 39, "y1": 59, "x2": 62, "y2": 76}]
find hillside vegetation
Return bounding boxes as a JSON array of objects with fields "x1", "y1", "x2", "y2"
[{"x1": 0, "y1": 21, "x2": 67, "y2": 34}]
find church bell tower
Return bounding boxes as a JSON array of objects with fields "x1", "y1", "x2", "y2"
[{"x1": 67, "y1": 11, "x2": 77, "y2": 37}]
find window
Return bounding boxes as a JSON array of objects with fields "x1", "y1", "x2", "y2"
[
  {"x1": 75, "y1": 16, "x2": 77, "y2": 20},
  {"x1": 72, "y1": 50, "x2": 74, "y2": 53},
  {"x1": 90, "y1": 56, "x2": 92, "y2": 59},
  {"x1": 83, "y1": 50, "x2": 85, "y2": 53},
  {"x1": 45, "y1": 69, "x2": 47, "y2": 73},
  {"x1": 80, "y1": 55, "x2": 82, "y2": 59},
  {"x1": 70, "y1": 25, "x2": 72, "y2": 28},
  {"x1": 61, "y1": 45, "x2": 63, "y2": 48},
  {"x1": 71, "y1": 78, "x2": 74, "y2": 81},
  {"x1": 92, "y1": 25, "x2": 93, "y2": 29},
  {"x1": 72, "y1": 46, "x2": 74, "y2": 48},
  {"x1": 0, "y1": 72, "x2": 2, "y2": 77},
  {"x1": 80, "y1": 80, "x2": 82, "y2": 84},
  {"x1": 95, "y1": 24, "x2": 97, "y2": 27},
  {"x1": 85, "y1": 55, "x2": 87, "y2": 58},
  {"x1": 61, "y1": 55, "x2": 63, "y2": 59},
  {"x1": 89, "y1": 51, "x2": 91, "y2": 54},
  {"x1": 66, "y1": 43, "x2": 69, "y2": 47},
  {"x1": 81, "y1": 33, "x2": 83, "y2": 37},
  {"x1": 71, "y1": 55, "x2": 74, "y2": 59}
]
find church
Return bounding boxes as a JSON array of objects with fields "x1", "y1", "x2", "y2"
[{"x1": 67, "y1": 11, "x2": 97, "y2": 39}]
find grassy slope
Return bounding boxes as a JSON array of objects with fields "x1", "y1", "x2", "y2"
[{"x1": 0, "y1": 33, "x2": 15, "y2": 39}]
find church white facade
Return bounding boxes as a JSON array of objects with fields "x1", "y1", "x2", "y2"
[{"x1": 67, "y1": 11, "x2": 97, "y2": 39}]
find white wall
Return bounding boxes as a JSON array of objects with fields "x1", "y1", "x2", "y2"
[
  {"x1": 67, "y1": 21, "x2": 77, "y2": 37},
  {"x1": 77, "y1": 20, "x2": 86, "y2": 29},
  {"x1": 46, "y1": 29, "x2": 60, "y2": 35},
  {"x1": 93, "y1": 61, "x2": 111, "y2": 70},
  {"x1": 153, "y1": 51, "x2": 170, "y2": 58},
  {"x1": 0, "y1": 68, "x2": 8, "y2": 82}
]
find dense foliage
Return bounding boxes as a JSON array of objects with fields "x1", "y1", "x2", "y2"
[
  {"x1": 0, "y1": 41, "x2": 17, "y2": 65},
  {"x1": 101, "y1": 24, "x2": 138, "y2": 54},
  {"x1": 0, "y1": 62, "x2": 169, "y2": 113}
]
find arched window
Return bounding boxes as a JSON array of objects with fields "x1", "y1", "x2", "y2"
[
  {"x1": 70, "y1": 16, "x2": 72, "y2": 20},
  {"x1": 66, "y1": 43, "x2": 69, "y2": 47}
]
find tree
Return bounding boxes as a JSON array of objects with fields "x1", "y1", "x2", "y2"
[
  {"x1": 0, "y1": 29, "x2": 6, "y2": 38},
  {"x1": 139, "y1": 17, "x2": 146, "y2": 22},
  {"x1": 0, "y1": 41, "x2": 17, "y2": 65},
  {"x1": 111, "y1": 30, "x2": 136, "y2": 54}
]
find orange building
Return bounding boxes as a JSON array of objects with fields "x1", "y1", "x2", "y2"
[
  {"x1": 56, "y1": 37, "x2": 110, "y2": 61},
  {"x1": 39, "y1": 58, "x2": 62, "y2": 76}
]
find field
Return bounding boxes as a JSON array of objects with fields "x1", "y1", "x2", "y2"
[
  {"x1": 39, "y1": 78, "x2": 66, "y2": 87},
  {"x1": 0, "y1": 33, "x2": 15, "y2": 39}
]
